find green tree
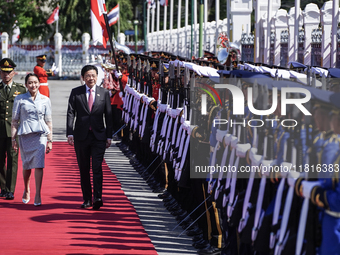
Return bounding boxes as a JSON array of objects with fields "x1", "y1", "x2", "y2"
[{"x1": 0, "y1": 0, "x2": 56, "y2": 42}]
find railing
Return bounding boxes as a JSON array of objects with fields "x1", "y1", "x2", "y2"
[{"x1": 0, "y1": 37, "x2": 145, "y2": 77}]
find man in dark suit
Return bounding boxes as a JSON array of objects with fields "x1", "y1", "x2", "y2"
[
  {"x1": 67, "y1": 65, "x2": 113, "y2": 210},
  {"x1": 0, "y1": 58, "x2": 26, "y2": 200}
]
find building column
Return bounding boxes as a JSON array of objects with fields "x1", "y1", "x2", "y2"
[
  {"x1": 1, "y1": 32, "x2": 9, "y2": 58},
  {"x1": 54, "y1": 32, "x2": 63, "y2": 76},
  {"x1": 303, "y1": 4, "x2": 320, "y2": 66},
  {"x1": 274, "y1": 9, "x2": 288, "y2": 66},
  {"x1": 320, "y1": 1, "x2": 333, "y2": 68},
  {"x1": 230, "y1": 0, "x2": 252, "y2": 47}
]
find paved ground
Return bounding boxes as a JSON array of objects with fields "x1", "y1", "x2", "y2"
[{"x1": 13, "y1": 77, "x2": 198, "y2": 255}]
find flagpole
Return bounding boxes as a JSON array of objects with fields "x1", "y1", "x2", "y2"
[
  {"x1": 118, "y1": 3, "x2": 120, "y2": 36},
  {"x1": 56, "y1": 3, "x2": 59, "y2": 34},
  {"x1": 101, "y1": 2, "x2": 124, "y2": 95}
]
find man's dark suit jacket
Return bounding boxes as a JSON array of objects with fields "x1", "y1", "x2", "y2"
[{"x1": 66, "y1": 85, "x2": 113, "y2": 140}]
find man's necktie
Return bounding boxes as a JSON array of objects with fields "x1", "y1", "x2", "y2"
[
  {"x1": 5, "y1": 85, "x2": 9, "y2": 96},
  {"x1": 88, "y1": 89, "x2": 93, "y2": 111}
]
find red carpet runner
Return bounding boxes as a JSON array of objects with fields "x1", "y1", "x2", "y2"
[{"x1": 0, "y1": 142, "x2": 157, "y2": 255}]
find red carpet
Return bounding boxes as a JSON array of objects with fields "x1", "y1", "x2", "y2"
[{"x1": 0, "y1": 142, "x2": 157, "y2": 255}]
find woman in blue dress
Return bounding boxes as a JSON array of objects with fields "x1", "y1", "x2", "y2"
[{"x1": 11, "y1": 73, "x2": 52, "y2": 206}]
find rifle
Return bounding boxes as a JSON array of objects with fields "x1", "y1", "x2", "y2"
[
  {"x1": 127, "y1": 55, "x2": 132, "y2": 86},
  {"x1": 183, "y1": 67, "x2": 190, "y2": 121},
  {"x1": 137, "y1": 58, "x2": 142, "y2": 92},
  {"x1": 146, "y1": 60, "x2": 152, "y2": 97},
  {"x1": 132, "y1": 57, "x2": 137, "y2": 89}
]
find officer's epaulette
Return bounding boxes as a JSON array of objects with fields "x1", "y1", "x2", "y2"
[
  {"x1": 324, "y1": 130, "x2": 334, "y2": 140},
  {"x1": 313, "y1": 131, "x2": 324, "y2": 145},
  {"x1": 13, "y1": 82, "x2": 24, "y2": 87},
  {"x1": 328, "y1": 133, "x2": 340, "y2": 144}
]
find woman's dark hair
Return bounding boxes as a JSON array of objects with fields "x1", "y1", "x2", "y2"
[
  {"x1": 25, "y1": 73, "x2": 40, "y2": 84},
  {"x1": 81, "y1": 65, "x2": 98, "y2": 77}
]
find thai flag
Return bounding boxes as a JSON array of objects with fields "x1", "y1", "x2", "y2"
[
  {"x1": 108, "y1": 4, "x2": 119, "y2": 26},
  {"x1": 148, "y1": 0, "x2": 156, "y2": 9},
  {"x1": 46, "y1": 6, "x2": 59, "y2": 25},
  {"x1": 160, "y1": 0, "x2": 168, "y2": 6}
]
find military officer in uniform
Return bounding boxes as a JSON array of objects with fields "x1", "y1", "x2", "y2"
[
  {"x1": 33, "y1": 54, "x2": 54, "y2": 97},
  {"x1": 0, "y1": 58, "x2": 26, "y2": 199}
]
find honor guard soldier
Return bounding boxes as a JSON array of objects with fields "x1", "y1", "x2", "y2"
[
  {"x1": 0, "y1": 58, "x2": 26, "y2": 199},
  {"x1": 33, "y1": 54, "x2": 54, "y2": 97},
  {"x1": 294, "y1": 90, "x2": 340, "y2": 255},
  {"x1": 150, "y1": 58, "x2": 161, "y2": 100}
]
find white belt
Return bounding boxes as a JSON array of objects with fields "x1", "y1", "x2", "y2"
[
  {"x1": 40, "y1": 83, "x2": 48, "y2": 86},
  {"x1": 325, "y1": 210, "x2": 340, "y2": 218}
]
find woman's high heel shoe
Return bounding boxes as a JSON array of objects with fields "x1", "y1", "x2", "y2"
[
  {"x1": 22, "y1": 191, "x2": 30, "y2": 204},
  {"x1": 34, "y1": 197, "x2": 41, "y2": 206}
]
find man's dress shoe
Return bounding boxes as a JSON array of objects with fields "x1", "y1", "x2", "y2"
[
  {"x1": 197, "y1": 244, "x2": 221, "y2": 255},
  {"x1": 158, "y1": 191, "x2": 171, "y2": 199},
  {"x1": 93, "y1": 198, "x2": 103, "y2": 210},
  {"x1": 5, "y1": 192, "x2": 14, "y2": 200},
  {"x1": 81, "y1": 200, "x2": 92, "y2": 209},
  {"x1": 0, "y1": 190, "x2": 7, "y2": 197}
]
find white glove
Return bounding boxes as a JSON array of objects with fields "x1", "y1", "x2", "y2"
[
  {"x1": 224, "y1": 134, "x2": 232, "y2": 146},
  {"x1": 302, "y1": 181, "x2": 321, "y2": 199},
  {"x1": 119, "y1": 92, "x2": 123, "y2": 99},
  {"x1": 261, "y1": 159, "x2": 275, "y2": 176},
  {"x1": 51, "y1": 63, "x2": 59, "y2": 75},
  {"x1": 280, "y1": 162, "x2": 293, "y2": 178},
  {"x1": 230, "y1": 136, "x2": 238, "y2": 149},
  {"x1": 114, "y1": 70, "x2": 122, "y2": 78},
  {"x1": 216, "y1": 129, "x2": 229, "y2": 143},
  {"x1": 249, "y1": 148, "x2": 258, "y2": 162},
  {"x1": 251, "y1": 154, "x2": 263, "y2": 167},
  {"x1": 287, "y1": 171, "x2": 300, "y2": 187},
  {"x1": 236, "y1": 143, "x2": 251, "y2": 158}
]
